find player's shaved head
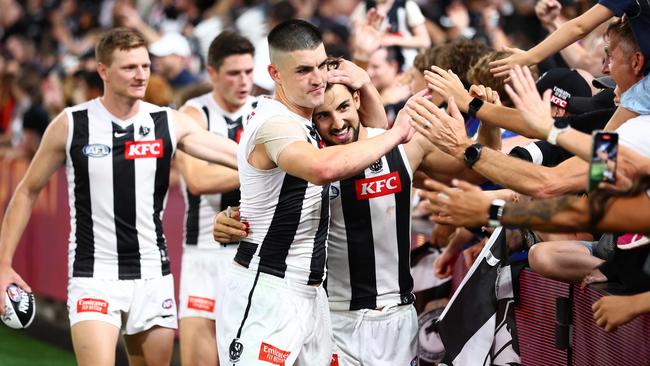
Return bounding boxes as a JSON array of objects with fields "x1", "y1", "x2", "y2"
[{"x1": 268, "y1": 19, "x2": 322, "y2": 64}]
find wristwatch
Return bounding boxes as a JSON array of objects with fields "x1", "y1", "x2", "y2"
[
  {"x1": 546, "y1": 118, "x2": 570, "y2": 145},
  {"x1": 468, "y1": 97, "x2": 485, "y2": 118},
  {"x1": 488, "y1": 199, "x2": 506, "y2": 227},
  {"x1": 463, "y1": 143, "x2": 483, "y2": 169}
]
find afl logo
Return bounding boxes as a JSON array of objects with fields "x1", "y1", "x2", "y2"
[
  {"x1": 7, "y1": 285, "x2": 21, "y2": 302},
  {"x1": 82, "y1": 144, "x2": 111, "y2": 158},
  {"x1": 329, "y1": 185, "x2": 340, "y2": 200},
  {"x1": 162, "y1": 298, "x2": 174, "y2": 309},
  {"x1": 369, "y1": 159, "x2": 383, "y2": 173}
]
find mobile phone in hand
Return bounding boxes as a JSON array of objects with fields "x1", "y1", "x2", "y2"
[{"x1": 588, "y1": 131, "x2": 618, "y2": 191}]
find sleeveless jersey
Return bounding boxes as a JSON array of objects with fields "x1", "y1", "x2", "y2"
[
  {"x1": 65, "y1": 98, "x2": 176, "y2": 280},
  {"x1": 180, "y1": 93, "x2": 256, "y2": 248},
  {"x1": 326, "y1": 128, "x2": 414, "y2": 310},
  {"x1": 234, "y1": 97, "x2": 330, "y2": 285}
]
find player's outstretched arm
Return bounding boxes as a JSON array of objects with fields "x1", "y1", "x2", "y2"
[
  {"x1": 172, "y1": 109, "x2": 238, "y2": 169},
  {"x1": 277, "y1": 109, "x2": 414, "y2": 185},
  {"x1": 0, "y1": 112, "x2": 68, "y2": 312}
]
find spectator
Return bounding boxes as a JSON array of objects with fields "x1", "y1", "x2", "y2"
[{"x1": 149, "y1": 32, "x2": 200, "y2": 91}]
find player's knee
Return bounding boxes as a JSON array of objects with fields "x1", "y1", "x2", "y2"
[{"x1": 529, "y1": 244, "x2": 552, "y2": 275}]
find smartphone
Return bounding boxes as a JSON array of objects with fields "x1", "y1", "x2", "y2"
[{"x1": 588, "y1": 131, "x2": 618, "y2": 191}]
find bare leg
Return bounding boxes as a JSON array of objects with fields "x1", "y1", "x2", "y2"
[
  {"x1": 124, "y1": 325, "x2": 175, "y2": 366},
  {"x1": 529, "y1": 241, "x2": 604, "y2": 284},
  {"x1": 71, "y1": 320, "x2": 120, "y2": 366},
  {"x1": 180, "y1": 317, "x2": 218, "y2": 366}
]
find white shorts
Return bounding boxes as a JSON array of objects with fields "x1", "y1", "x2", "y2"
[
  {"x1": 331, "y1": 304, "x2": 418, "y2": 366},
  {"x1": 67, "y1": 274, "x2": 177, "y2": 335},
  {"x1": 178, "y1": 246, "x2": 237, "y2": 320},
  {"x1": 216, "y1": 263, "x2": 334, "y2": 366}
]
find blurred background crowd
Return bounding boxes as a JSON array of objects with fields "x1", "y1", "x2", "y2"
[{"x1": 0, "y1": 0, "x2": 601, "y2": 161}]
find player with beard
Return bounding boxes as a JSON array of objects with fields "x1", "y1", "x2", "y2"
[{"x1": 214, "y1": 74, "x2": 487, "y2": 365}]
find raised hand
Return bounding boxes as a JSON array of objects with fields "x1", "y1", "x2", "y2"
[
  {"x1": 504, "y1": 65, "x2": 554, "y2": 139},
  {"x1": 407, "y1": 96, "x2": 470, "y2": 157},
  {"x1": 327, "y1": 59, "x2": 371, "y2": 90},
  {"x1": 420, "y1": 179, "x2": 491, "y2": 227},
  {"x1": 489, "y1": 46, "x2": 529, "y2": 79},
  {"x1": 469, "y1": 84, "x2": 502, "y2": 106},
  {"x1": 351, "y1": 8, "x2": 384, "y2": 60},
  {"x1": 424, "y1": 66, "x2": 472, "y2": 111}
]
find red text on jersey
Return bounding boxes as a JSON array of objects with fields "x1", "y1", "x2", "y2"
[
  {"x1": 355, "y1": 171, "x2": 402, "y2": 200},
  {"x1": 187, "y1": 296, "x2": 215, "y2": 312},
  {"x1": 259, "y1": 342, "x2": 290, "y2": 365},
  {"x1": 125, "y1": 139, "x2": 164, "y2": 159},
  {"x1": 77, "y1": 298, "x2": 109, "y2": 314}
]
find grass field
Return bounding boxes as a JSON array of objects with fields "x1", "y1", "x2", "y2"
[{"x1": 0, "y1": 325, "x2": 76, "y2": 366}]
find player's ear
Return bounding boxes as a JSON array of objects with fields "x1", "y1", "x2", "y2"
[{"x1": 268, "y1": 64, "x2": 281, "y2": 85}]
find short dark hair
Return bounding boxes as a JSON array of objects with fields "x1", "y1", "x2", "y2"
[
  {"x1": 95, "y1": 28, "x2": 147, "y2": 65},
  {"x1": 207, "y1": 30, "x2": 255, "y2": 70},
  {"x1": 606, "y1": 18, "x2": 640, "y2": 55},
  {"x1": 268, "y1": 19, "x2": 322, "y2": 53}
]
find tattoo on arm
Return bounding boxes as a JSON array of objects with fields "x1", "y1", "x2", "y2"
[{"x1": 502, "y1": 196, "x2": 576, "y2": 229}]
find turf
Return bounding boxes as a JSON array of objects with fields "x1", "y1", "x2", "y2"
[{"x1": 0, "y1": 325, "x2": 76, "y2": 366}]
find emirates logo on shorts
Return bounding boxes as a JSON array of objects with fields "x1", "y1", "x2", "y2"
[
  {"x1": 258, "y1": 342, "x2": 290, "y2": 365},
  {"x1": 77, "y1": 298, "x2": 109, "y2": 314},
  {"x1": 229, "y1": 338, "x2": 244, "y2": 363},
  {"x1": 187, "y1": 296, "x2": 215, "y2": 312}
]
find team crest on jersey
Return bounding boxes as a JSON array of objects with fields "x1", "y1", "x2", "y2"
[
  {"x1": 161, "y1": 298, "x2": 174, "y2": 309},
  {"x1": 139, "y1": 125, "x2": 151, "y2": 136},
  {"x1": 369, "y1": 159, "x2": 383, "y2": 173},
  {"x1": 125, "y1": 139, "x2": 164, "y2": 159},
  {"x1": 82, "y1": 144, "x2": 111, "y2": 158},
  {"x1": 329, "y1": 185, "x2": 340, "y2": 200},
  {"x1": 229, "y1": 338, "x2": 244, "y2": 363},
  {"x1": 355, "y1": 171, "x2": 402, "y2": 200}
]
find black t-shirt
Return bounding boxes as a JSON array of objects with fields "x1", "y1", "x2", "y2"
[{"x1": 509, "y1": 108, "x2": 615, "y2": 167}]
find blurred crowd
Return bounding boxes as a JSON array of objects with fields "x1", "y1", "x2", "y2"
[{"x1": 0, "y1": 0, "x2": 599, "y2": 160}]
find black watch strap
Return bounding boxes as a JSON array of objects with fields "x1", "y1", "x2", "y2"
[{"x1": 468, "y1": 97, "x2": 485, "y2": 118}]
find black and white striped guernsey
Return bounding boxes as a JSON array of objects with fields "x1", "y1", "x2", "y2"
[
  {"x1": 234, "y1": 97, "x2": 330, "y2": 285},
  {"x1": 180, "y1": 93, "x2": 256, "y2": 248},
  {"x1": 326, "y1": 128, "x2": 414, "y2": 310},
  {"x1": 64, "y1": 98, "x2": 176, "y2": 280}
]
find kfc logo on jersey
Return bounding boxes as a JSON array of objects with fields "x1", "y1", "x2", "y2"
[
  {"x1": 259, "y1": 342, "x2": 290, "y2": 365},
  {"x1": 125, "y1": 139, "x2": 164, "y2": 159},
  {"x1": 77, "y1": 298, "x2": 109, "y2": 314},
  {"x1": 549, "y1": 94, "x2": 568, "y2": 108},
  {"x1": 355, "y1": 171, "x2": 402, "y2": 200}
]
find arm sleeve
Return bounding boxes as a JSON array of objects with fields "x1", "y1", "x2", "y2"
[
  {"x1": 405, "y1": 1, "x2": 426, "y2": 27},
  {"x1": 253, "y1": 116, "x2": 308, "y2": 164}
]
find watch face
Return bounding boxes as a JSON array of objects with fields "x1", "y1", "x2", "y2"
[
  {"x1": 465, "y1": 146, "x2": 478, "y2": 160},
  {"x1": 554, "y1": 118, "x2": 569, "y2": 129}
]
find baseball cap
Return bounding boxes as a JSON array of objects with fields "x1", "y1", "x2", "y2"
[
  {"x1": 149, "y1": 32, "x2": 191, "y2": 57},
  {"x1": 536, "y1": 68, "x2": 591, "y2": 110},
  {"x1": 592, "y1": 76, "x2": 616, "y2": 90}
]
